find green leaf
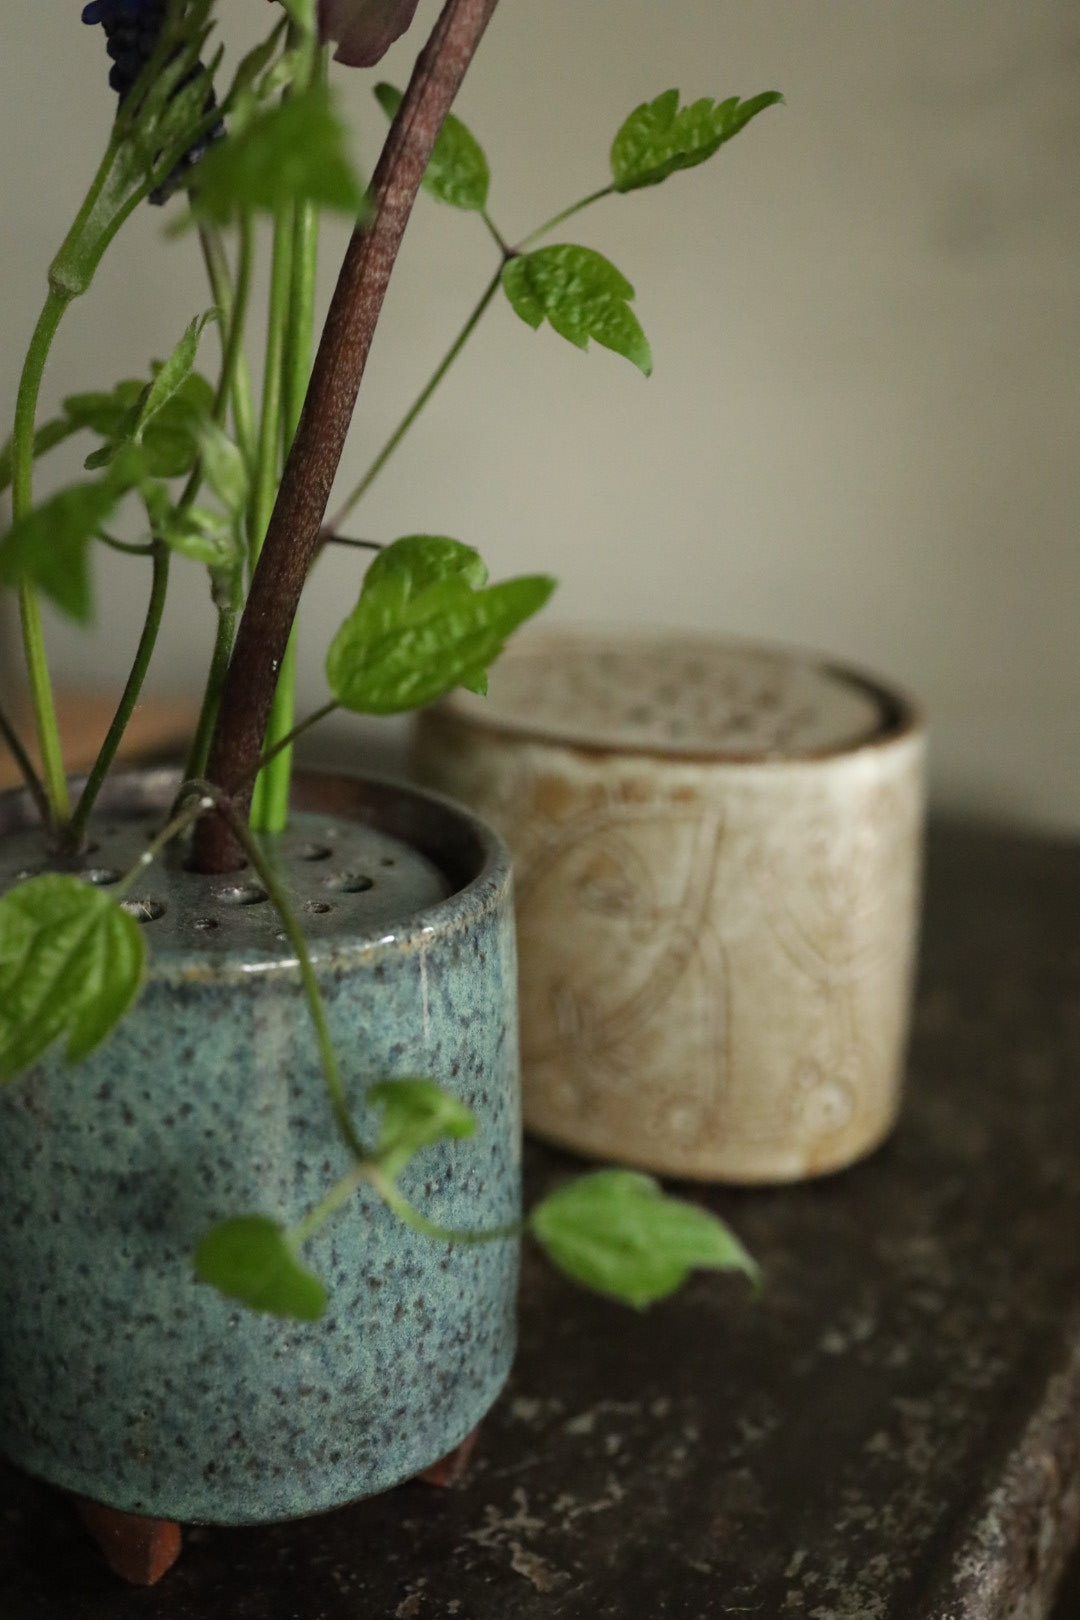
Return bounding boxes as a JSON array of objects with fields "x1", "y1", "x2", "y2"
[
  {"x1": 131, "y1": 312, "x2": 216, "y2": 442},
  {"x1": 190, "y1": 83, "x2": 364, "y2": 224},
  {"x1": 610, "y1": 88, "x2": 784, "y2": 193},
  {"x1": 194, "y1": 1216, "x2": 327, "y2": 1320},
  {"x1": 375, "y1": 83, "x2": 490, "y2": 211},
  {"x1": 0, "y1": 479, "x2": 119, "y2": 622},
  {"x1": 158, "y1": 505, "x2": 242, "y2": 569},
  {"x1": 502, "y1": 245, "x2": 653, "y2": 376},
  {"x1": 529, "y1": 1170, "x2": 760, "y2": 1308},
  {"x1": 326, "y1": 535, "x2": 555, "y2": 715},
  {"x1": 180, "y1": 413, "x2": 248, "y2": 514},
  {"x1": 0, "y1": 875, "x2": 146, "y2": 1080},
  {"x1": 369, "y1": 1078, "x2": 476, "y2": 1181}
]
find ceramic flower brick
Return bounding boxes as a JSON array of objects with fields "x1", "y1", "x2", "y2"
[{"x1": 0, "y1": 0, "x2": 780, "y2": 1317}]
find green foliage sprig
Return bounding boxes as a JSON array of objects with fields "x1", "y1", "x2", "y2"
[{"x1": 0, "y1": 0, "x2": 782, "y2": 1318}]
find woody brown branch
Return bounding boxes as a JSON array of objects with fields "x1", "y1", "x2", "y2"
[{"x1": 193, "y1": 0, "x2": 501, "y2": 872}]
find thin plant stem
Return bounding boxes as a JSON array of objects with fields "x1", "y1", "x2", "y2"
[
  {"x1": 67, "y1": 541, "x2": 171, "y2": 850},
  {"x1": 288, "y1": 1162, "x2": 369, "y2": 1250},
  {"x1": 185, "y1": 584, "x2": 238, "y2": 782},
  {"x1": 368, "y1": 1167, "x2": 521, "y2": 1247},
  {"x1": 95, "y1": 530, "x2": 155, "y2": 557},
  {"x1": 516, "y1": 183, "x2": 615, "y2": 251},
  {"x1": 327, "y1": 264, "x2": 504, "y2": 533},
  {"x1": 12, "y1": 287, "x2": 74, "y2": 826},
  {"x1": 480, "y1": 209, "x2": 511, "y2": 254},
  {"x1": 200, "y1": 218, "x2": 257, "y2": 469},
  {"x1": 111, "y1": 787, "x2": 214, "y2": 902},
  {"x1": 211, "y1": 792, "x2": 368, "y2": 1165},
  {"x1": 248, "y1": 200, "x2": 295, "y2": 574},
  {"x1": 246, "y1": 198, "x2": 295, "y2": 833},
  {"x1": 255, "y1": 40, "x2": 325, "y2": 835},
  {"x1": 0, "y1": 703, "x2": 52, "y2": 829},
  {"x1": 249, "y1": 699, "x2": 338, "y2": 781}
]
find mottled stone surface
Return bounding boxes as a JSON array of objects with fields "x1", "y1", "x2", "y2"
[{"x1": 2, "y1": 817, "x2": 1079, "y2": 1614}]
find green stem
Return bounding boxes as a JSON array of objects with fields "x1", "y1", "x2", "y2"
[
  {"x1": 480, "y1": 209, "x2": 511, "y2": 255},
  {"x1": 67, "y1": 541, "x2": 171, "y2": 850},
  {"x1": 199, "y1": 218, "x2": 257, "y2": 469},
  {"x1": 517, "y1": 183, "x2": 616, "y2": 251},
  {"x1": 327, "y1": 265, "x2": 504, "y2": 533},
  {"x1": 256, "y1": 143, "x2": 321, "y2": 833},
  {"x1": 13, "y1": 288, "x2": 73, "y2": 828},
  {"x1": 0, "y1": 703, "x2": 51, "y2": 829},
  {"x1": 212, "y1": 794, "x2": 368, "y2": 1164},
  {"x1": 248, "y1": 201, "x2": 294, "y2": 573},
  {"x1": 112, "y1": 787, "x2": 213, "y2": 902},
  {"x1": 288, "y1": 1162, "x2": 369, "y2": 1250},
  {"x1": 368, "y1": 1167, "x2": 521, "y2": 1247},
  {"x1": 249, "y1": 699, "x2": 338, "y2": 782},
  {"x1": 185, "y1": 581, "x2": 238, "y2": 782}
]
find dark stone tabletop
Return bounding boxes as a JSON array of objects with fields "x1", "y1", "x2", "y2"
[{"x1": 3, "y1": 818, "x2": 1080, "y2": 1618}]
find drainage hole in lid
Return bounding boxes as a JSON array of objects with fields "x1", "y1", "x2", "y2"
[
  {"x1": 325, "y1": 872, "x2": 373, "y2": 894},
  {"x1": 193, "y1": 916, "x2": 220, "y2": 932},
  {"x1": 298, "y1": 843, "x2": 333, "y2": 862},
  {"x1": 305, "y1": 900, "x2": 333, "y2": 915},
  {"x1": 213, "y1": 884, "x2": 269, "y2": 907},
  {"x1": 121, "y1": 898, "x2": 166, "y2": 923},
  {"x1": 379, "y1": 856, "x2": 395, "y2": 867},
  {"x1": 83, "y1": 868, "x2": 121, "y2": 887}
]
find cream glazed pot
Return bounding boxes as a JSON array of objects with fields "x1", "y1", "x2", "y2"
[{"x1": 415, "y1": 630, "x2": 926, "y2": 1184}]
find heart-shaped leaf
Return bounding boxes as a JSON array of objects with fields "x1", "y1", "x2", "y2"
[
  {"x1": 529, "y1": 1170, "x2": 760, "y2": 1308},
  {"x1": 194, "y1": 1216, "x2": 327, "y2": 1320},
  {"x1": 611, "y1": 88, "x2": 784, "y2": 193},
  {"x1": 502, "y1": 245, "x2": 652, "y2": 376},
  {"x1": 0, "y1": 875, "x2": 146, "y2": 1080},
  {"x1": 326, "y1": 534, "x2": 554, "y2": 714}
]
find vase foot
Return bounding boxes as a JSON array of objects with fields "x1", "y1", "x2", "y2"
[
  {"x1": 73, "y1": 1495, "x2": 183, "y2": 1586},
  {"x1": 417, "y1": 1424, "x2": 479, "y2": 1488}
]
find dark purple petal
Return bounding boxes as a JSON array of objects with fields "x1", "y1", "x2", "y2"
[{"x1": 317, "y1": 0, "x2": 422, "y2": 68}]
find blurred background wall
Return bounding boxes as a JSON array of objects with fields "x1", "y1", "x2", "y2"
[{"x1": 1, "y1": 1, "x2": 1077, "y2": 831}]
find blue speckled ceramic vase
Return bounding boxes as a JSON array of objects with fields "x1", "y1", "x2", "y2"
[{"x1": 0, "y1": 771, "x2": 521, "y2": 1524}]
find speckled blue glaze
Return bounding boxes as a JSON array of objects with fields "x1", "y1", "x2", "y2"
[{"x1": 0, "y1": 772, "x2": 521, "y2": 1524}]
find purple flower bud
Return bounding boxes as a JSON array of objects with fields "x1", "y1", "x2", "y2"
[{"x1": 317, "y1": 0, "x2": 422, "y2": 68}]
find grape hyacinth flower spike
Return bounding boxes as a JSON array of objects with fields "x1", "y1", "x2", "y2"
[{"x1": 81, "y1": 0, "x2": 221, "y2": 201}]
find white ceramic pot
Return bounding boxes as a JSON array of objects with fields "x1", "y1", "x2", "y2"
[{"x1": 415, "y1": 630, "x2": 926, "y2": 1184}]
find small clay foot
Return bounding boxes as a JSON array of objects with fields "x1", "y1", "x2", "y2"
[
  {"x1": 73, "y1": 1495, "x2": 183, "y2": 1586},
  {"x1": 417, "y1": 1425, "x2": 479, "y2": 1488}
]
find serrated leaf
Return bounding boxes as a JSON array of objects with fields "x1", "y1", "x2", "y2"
[
  {"x1": 369, "y1": 1078, "x2": 476, "y2": 1181},
  {"x1": 326, "y1": 534, "x2": 555, "y2": 715},
  {"x1": 374, "y1": 82, "x2": 489, "y2": 211},
  {"x1": 502, "y1": 245, "x2": 652, "y2": 376},
  {"x1": 0, "y1": 480, "x2": 119, "y2": 622},
  {"x1": 611, "y1": 88, "x2": 784, "y2": 193},
  {"x1": 529, "y1": 1170, "x2": 760, "y2": 1308},
  {"x1": 190, "y1": 82, "x2": 363, "y2": 223},
  {"x1": 0, "y1": 875, "x2": 146, "y2": 1080},
  {"x1": 194, "y1": 1216, "x2": 327, "y2": 1320},
  {"x1": 131, "y1": 312, "x2": 216, "y2": 441}
]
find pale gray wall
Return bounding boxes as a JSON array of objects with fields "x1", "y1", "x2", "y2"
[{"x1": 2, "y1": 2, "x2": 1078, "y2": 831}]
